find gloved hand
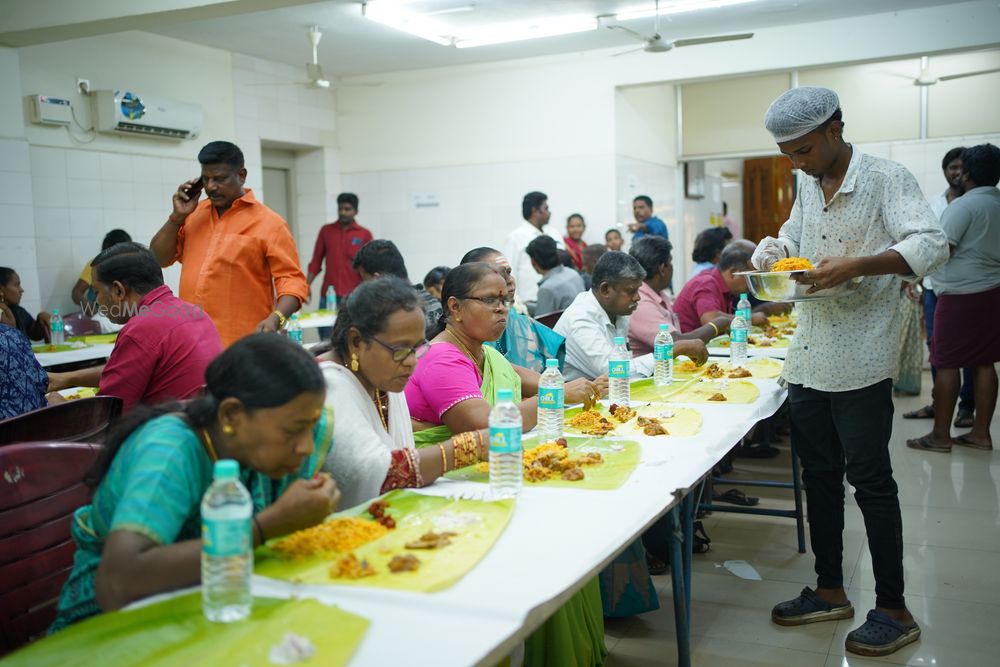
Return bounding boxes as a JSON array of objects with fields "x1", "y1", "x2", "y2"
[{"x1": 751, "y1": 237, "x2": 788, "y2": 271}]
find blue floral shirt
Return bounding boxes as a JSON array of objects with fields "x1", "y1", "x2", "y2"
[{"x1": 0, "y1": 324, "x2": 47, "y2": 419}]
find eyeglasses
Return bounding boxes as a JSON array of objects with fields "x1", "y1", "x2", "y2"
[
  {"x1": 463, "y1": 295, "x2": 514, "y2": 309},
  {"x1": 370, "y1": 336, "x2": 430, "y2": 362}
]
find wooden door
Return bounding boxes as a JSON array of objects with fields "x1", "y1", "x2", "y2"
[{"x1": 742, "y1": 156, "x2": 795, "y2": 243}]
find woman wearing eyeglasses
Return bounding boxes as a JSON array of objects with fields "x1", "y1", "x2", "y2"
[{"x1": 317, "y1": 276, "x2": 489, "y2": 508}]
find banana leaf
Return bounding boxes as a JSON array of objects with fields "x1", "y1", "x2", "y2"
[
  {"x1": 67, "y1": 333, "x2": 118, "y2": 344},
  {"x1": 255, "y1": 489, "x2": 513, "y2": 592},
  {"x1": 32, "y1": 343, "x2": 91, "y2": 353},
  {"x1": 709, "y1": 334, "x2": 791, "y2": 349},
  {"x1": 447, "y1": 435, "x2": 640, "y2": 490},
  {"x1": 661, "y1": 379, "x2": 760, "y2": 404},
  {"x1": 2, "y1": 593, "x2": 367, "y2": 667},
  {"x1": 563, "y1": 403, "x2": 702, "y2": 439}
]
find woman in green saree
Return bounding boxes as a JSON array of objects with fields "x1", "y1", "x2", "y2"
[
  {"x1": 404, "y1": 262, "x2": 607, "y2": 667},
  {"x1": 50, "y1": 334, "x2": 340, "y2": 632}
]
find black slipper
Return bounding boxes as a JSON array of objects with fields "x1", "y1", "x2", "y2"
[{"x1": 713, "y1": 488, "x2": 760, "y2": 506}]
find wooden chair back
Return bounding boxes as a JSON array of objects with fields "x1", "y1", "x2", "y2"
[
  {"x1": 0, "y1": 397, "x2": 122, "y2": 446},
  {"x1": 535, "y1": 310, "x2": 565, "y2": 329},
  {"x1": 0, "y1": 442, "x2": 102, "y2": 654},
  {"x1": 62, "y1": 315, "x2": 102, "y2": 338}
]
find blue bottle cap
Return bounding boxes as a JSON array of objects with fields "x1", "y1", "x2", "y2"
[
  {"x1": 613, "y1": 336, "x2": 625, "y2": 345},
  {"x1": 659, "y1": 324, "x2": 670, "y2": 331},
  {"x1": 545, "y1": 358, "x2": 558, "y2": 368},
  {"x1": 213, "y1": 459, "x2": 239, "y2": 479},
  {"x1": 740, "y1": 293, "x2": 748, "y2": 299},
  {"x1": 497, "y1": 388, "x2": 514, "y2": 401}
]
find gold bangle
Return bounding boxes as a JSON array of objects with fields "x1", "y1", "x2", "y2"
[
  {"x1": 437, "y1": 443, "x2": 449, "y2": 473},
  {"x1": 272, "y1": 310, "x2": 288, "y2": 329},
  {"x1": 708, "y1": 321, "x2": 720, "y2": 336}
]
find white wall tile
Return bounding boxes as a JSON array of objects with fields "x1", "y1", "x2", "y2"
[
  {"x1": 35, "y1": 236, "x2": 72, "y2": 269},
  {"x1": 0, "y1": 204, "x2": 33, "y2": 239},
  {"x1": 103, "y1": 180, "x2": 134, "y2": 210},
  {"x1": 69, "y1": 208, "x2": 103, "y2": 237},
  {"x1": 99, "y1": 152, "x2": 133, "y2": 183},
  {"x1": 31, "y1": 176, "x2": 68, "y2": 207},
  {"x1": 33, "y1": 206, "x2": 70, "y2": 238},
  {"x1": 133, "y1": 180, "x2": 162, "y2": 210},
  {"x1": 0, "y1": 236, "x2": 38, "y2": 269},
  {"x1": 67, "y1": 178, "x2": 103, "y2": 208},
  {"x1": 66, "y1": 149, "x2": 101, "y2": 177},
  {"x1": 131, "y1": 155, "x2": 162, "y2": 184},
  {"x1": 102, "y1": 208, "x2": 135, "y2": 235},
  {"x1": 29, "y1": 145, "x2": 66, "y2": 179},
  {"x1": 0, "y1": 171, "x2": 33, "y2": 205},
  {"x1": 0, "y1": 138, "x2": 30, "y2": 173}
]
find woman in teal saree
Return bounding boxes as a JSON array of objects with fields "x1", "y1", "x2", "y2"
[
  {"x1": 404, "y1": 263, "x2": 607, "y2": 666},
  {"x1": 50, "y1": 335, "x2": 340, "y2": 632}
]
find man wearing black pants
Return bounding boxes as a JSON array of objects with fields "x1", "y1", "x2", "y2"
[{"x1": 753, "y1": 87, "x2": 949, "y2": 658}]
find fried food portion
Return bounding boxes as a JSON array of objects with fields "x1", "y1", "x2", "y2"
[
  {"x1": 568, "y1": 409, "x2": 615, "y2": 435},
  {"x1": 330, "y1": 553, "x2": 377, "y2": 579},
  {"x1": 708, "y1": 392, "x2": 728, "y2": 402},
  {"x1": 675, "y1": 359, "x2": 701, "y2": 373},
  {"x1": 561, "y1": 468, "x2": 585, "y2": 481},
  {"x1": 388, "y1": 554, "x2": 420, "y2": 573},
  {"x1": 271, "y1": 517, "x2": 389, "y2": 559},
  {"x1": 728, "y1": 367, "x2": 752, "y2": 379},
  {"x1": 405, "y1": 531, "x2": 457, "y2": 550},
  {"x1": 703, "y1": 363, "x2": 725, "y2": 379},
  {"x1": 637, "y1": 415, "x2": 669, "y2": 436},
  {"x1": 367, "y1": 499, "x2": 388, "y2": 518},
  {"x1": 771, "y1": 257, "x2": 814, "y2": 272},
  {"x1": 608, "y1": 403, "x2": 637, "y2": 422}
]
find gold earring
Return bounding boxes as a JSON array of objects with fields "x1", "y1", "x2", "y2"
[
  {"x1": 223, "y1": 425, "x2": 234, "y2": 435},
  {"x1": 456, "y1": 317, "x2": 462, "y2": 323},
  {"x1": 351, "y1": 352, "x2": 359, "y2": 372}
]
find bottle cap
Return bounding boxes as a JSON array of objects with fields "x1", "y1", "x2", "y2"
[
  {"x1": 740, "y1": 293, "x2": 748, "y2": 299},
  {"x1": 497, "y1": 388, "x2": 514, "y2": 401},
  {"x1": 659, "y1": 324, "x2": 670, "y2": 331},
  {"x1": 290, "y1": 313, "x2": 299, "y2": 320},
  {"x1": 613, "y1": 336, "x2": 625, "y2": 345},
  {"x1": 545, "y1": 358, "x2": 559, "y2": 368},
  {"x1": 52, "y1": 308, "x2": 60, "y2": 315},
  {"x1": 213, "y1": 459, "x2": 239, "y2": 479}
]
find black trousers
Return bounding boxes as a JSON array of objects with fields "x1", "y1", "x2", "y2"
[{"x1": 789, "y1": 378, "x2": 906, "y2": 609}]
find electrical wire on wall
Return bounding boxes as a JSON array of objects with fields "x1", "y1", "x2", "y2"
[{"x1": 66, "y1": 103, "x2": 97, "y2": 145}]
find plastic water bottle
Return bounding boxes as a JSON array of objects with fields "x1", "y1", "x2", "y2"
[
  {"x1": 201, "y1": 459, "x2": 252, "y2": 623},
  {"x1": 537, "y1": 358, "x2": 564, "y2": 441},
  {"x1": 653, "y1": 324, "x2": 674, "y2": 387},
  {"x1": 608, "y1": 336, "x2": 631, "y2": 407},
  {"x1": 50, "y1": 309, "x2": 64, "y2": 345},
  {"x1": 736, "y1": 293, "x2": 752, "y2": 325},
  {"x1": 730, "y1": 313, "x2": 749, "y2": 368},
  {"x1": 325, "y1": 285, "x2": 337, "y2": 315},
  {"x1": 286, "y1": 313, "x2": 302, "y2": 344},
  {"x1": 489, "y1": 388, "x2": 523, "y2": 499}
]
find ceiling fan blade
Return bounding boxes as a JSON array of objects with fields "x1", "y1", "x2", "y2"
[
  {"x1": 612, "y1": 46, "x2": 644, "y2": 57},
  {"x1": 938, "y1": 67, "x2": 1000, "y2": 82},
  {"x1": 244, "y1": 81, "x2": 311, "y2": 87},
  {"x1": 608, "y1": 25, "x2": 650, "y2": 43},
  {"x1": 673, "y1": 32, "x2": 753, "y2": 48}
]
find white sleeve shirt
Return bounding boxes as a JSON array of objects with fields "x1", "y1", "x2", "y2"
[{"x1": 554, "y1": 290, "x2": 653, "y2": 381}]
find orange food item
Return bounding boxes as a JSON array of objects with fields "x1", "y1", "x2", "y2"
[
  {"x1": 708, "y1": 393, "x2": 728, "y2": 402},
  {"x1": 271, "y1": 517, "x2": 389, "y2": 558},
  {"x1": 728, "y1": 367, "x2": 752, "y2": 379},
  {"x1": 772, "y1": 257, "x2": 814, "y2": 272},
  {"x1": 388, "y1": 554, "x2": 421, "y2": 573},
  {"x1": 330, "y1": 553, "x2": 377, "y2": 579}
]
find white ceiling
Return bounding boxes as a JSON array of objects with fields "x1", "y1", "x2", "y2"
[{"x1": 148, "y1": 0, "x2": 960, "y2": 78}]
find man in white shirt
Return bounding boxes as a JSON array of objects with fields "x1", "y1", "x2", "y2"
[
  {"x1": 554, "y1": 252, "x2": 654, "y2": 381},
  {"x1": 504, "y1": 191, "x2": 552, "y2": 305},
  {"x1": 753, "y1": 87, "x2": 948, "y2": 658},
  {"x1": 904, "y1": 147, "x2": 975, "y2": 425}
]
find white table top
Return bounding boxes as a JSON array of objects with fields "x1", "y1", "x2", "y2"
[
  {"x1": 298, "y1": 314, "x2": 336, "y2": 329},
  {"x1": 709, "y1": 345, "x2": 789, "y2": 360},
  {"x1": 237, "y1": 376, "x2": 788, "y2": 666},
  {"x1": 34, "y1": 343, "x2": 116, "y2": 368}
]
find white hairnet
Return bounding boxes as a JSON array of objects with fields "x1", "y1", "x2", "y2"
[{"x1": 764, "y1": 86, "x2": 840, "y2": 143}]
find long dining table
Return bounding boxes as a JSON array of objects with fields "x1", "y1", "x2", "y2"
[{"x1": 8, "y1": 370, "x2": 787, "y2": 667}]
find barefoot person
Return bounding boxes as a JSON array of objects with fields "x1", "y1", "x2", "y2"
[{"x1": 753, "y1": 87, "x2": 948, "y2": 657}]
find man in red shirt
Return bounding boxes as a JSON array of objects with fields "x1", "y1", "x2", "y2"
[
  {"x1": 47, "y1": 243, "x2": 222, "y2": 412},
  {"x1": 306, "y1": 193, "x2": 373, "y2": 305},
  {"x1": 674, "y1": 240, "x2": 765, "y2": 332}
]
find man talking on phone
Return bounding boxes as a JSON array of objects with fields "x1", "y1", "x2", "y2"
[{"x1": 150, "y1": 141, "x2": 308, "y2": 347}]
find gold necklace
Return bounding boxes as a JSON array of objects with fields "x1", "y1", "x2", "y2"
[
  {"x1": 374, "y1": 389, "x2": 389, "y2": 432},
  {"x1": 446, "y1": 325, "x2": 483, "y2": 372},
  {"x1": 201, "y1": 428, "x2": 219, "y2": 462}
]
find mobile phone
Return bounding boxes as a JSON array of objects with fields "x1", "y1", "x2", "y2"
[{"x1": 185, "y1": 177, "x2": 204, "y2": 200}]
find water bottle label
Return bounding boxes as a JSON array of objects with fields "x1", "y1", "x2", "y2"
[
  {"x1": 202, "y1": 517, "x2": 251, "y2": 557},
  {"x1": 489, "y1": 426, "x2": 521, "y2": 454},
  {"x1": 289, "y1": 331, "x2": 303, "y2": 343},
  {"x1": 538, "y1": 387, "x2": 563, "y2": 410},
  {"x1": 732, "y1": 328, "x2": 748, "y2": 343},
  {"x1": 654, "y1": 343, "x2": 673, "y2": 361},
  {"x1": 737, "y1": 308, "x2": 751, "y2": 322},
  {"x1": 52, "y1": 321, "x2": 64, "y2": 332},
  {"x1": 609, "y1": 359, "x2": 630, "y2": 379}
]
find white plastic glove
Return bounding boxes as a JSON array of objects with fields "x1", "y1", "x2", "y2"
[{"x1": 751, "y1": 237, "x2": 789, "y2": 271}]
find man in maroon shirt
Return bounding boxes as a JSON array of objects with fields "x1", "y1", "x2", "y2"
[
  {"x1": 674, "y1": 240, "x2": 766, "y2": 332},
  {"x1": 47, "y1": 243, "x2": 222, "y2": 412},
  {"x1": 306, "y1": 193, "x2": 373, "y2": 305}
]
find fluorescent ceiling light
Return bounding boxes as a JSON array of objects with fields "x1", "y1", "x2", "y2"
[
  {"x1": 362, "y1": 1, "x2": 598, "y2": 49},
  {"x1": 616, "y1": 0, "x2": 758, "y2": 22},
  {"x1": 455, "y1": 16, "x2": 599, "y2": 49}
]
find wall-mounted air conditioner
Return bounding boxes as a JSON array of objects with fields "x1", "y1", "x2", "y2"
[{"x1": 94, "y1": 89, "x2": 203, "y2": 140}]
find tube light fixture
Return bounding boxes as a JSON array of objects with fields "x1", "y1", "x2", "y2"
[
  {"x1": 362, "y1": 1, "x2": 454, "y2": 46},
  {"x1": 615, "y1": 0, "x2": 758, "y2": 22},
  {"x1": 454, "y1": 16, "x2": 599, "y2": 49}
]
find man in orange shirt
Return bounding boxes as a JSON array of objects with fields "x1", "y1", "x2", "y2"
[{"x1": 150, "y1": 141, "x2": 308, "y2": 347}]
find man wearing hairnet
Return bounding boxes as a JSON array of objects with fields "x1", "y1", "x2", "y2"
[{"x1": 754, "y1": 87, "x2": 948, "y2": 657}]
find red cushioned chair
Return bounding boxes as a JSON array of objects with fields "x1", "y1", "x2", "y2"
[
  {"x1": 0, "y1": 442, "x2": 102, "y2": 654},
  {"x1": 0, "y1": 396, "x2": 122, "y2": 446},
  {"x1": 61, "y1": 314, "x2": 103, "y2": 339},
  {"x1": 535, "y1": 310, "x2": 565, "y2": 329}
]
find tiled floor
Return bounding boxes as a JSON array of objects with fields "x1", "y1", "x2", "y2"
[{"x1": 605, "y1": 369, "x2": 1000, "y2": 666}]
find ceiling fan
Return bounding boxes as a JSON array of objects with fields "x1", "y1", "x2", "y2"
[
  {"x1": 247, "y1": 26, "x2": 381, "y2": 89},
  {"x1": 608, "y1": 0, "x2": 753, "y2": 56},
  {"x1": 911, "y1": 56, "x2": 1000, "y2": 86}
]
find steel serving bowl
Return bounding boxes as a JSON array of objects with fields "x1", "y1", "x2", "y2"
[{"x1": 734, "y1": 270, "x2": 862, "y2": 302}]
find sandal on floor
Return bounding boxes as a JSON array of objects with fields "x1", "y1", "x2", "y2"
[
  {"x1": 902, "y1": 405, "x2": 934, "y2": 419},
  {"x1": 713, "y1": 488, "x2": 760, "y2": 506},
  {"x1": 693, "y1": 521, "x2": 711, "y2": 554},
  {"x1": 646, "y1": 552, "x2": 669, "y2": 576},
  {"x1": 772, "y1": 587, "x2": 854, "y2": 626},
  {"x1": 953, "y1": 412, "x2": 975, "y2": 428},
  {"x1": 845, "y1": 610, "x2": 921, "y2": 657},
  {"x1": 951, "y1": 434, "x2": 993, "y2": 451},
  {"x1": 905, "y1": 435, "x2": 951, "y2": 453}
]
